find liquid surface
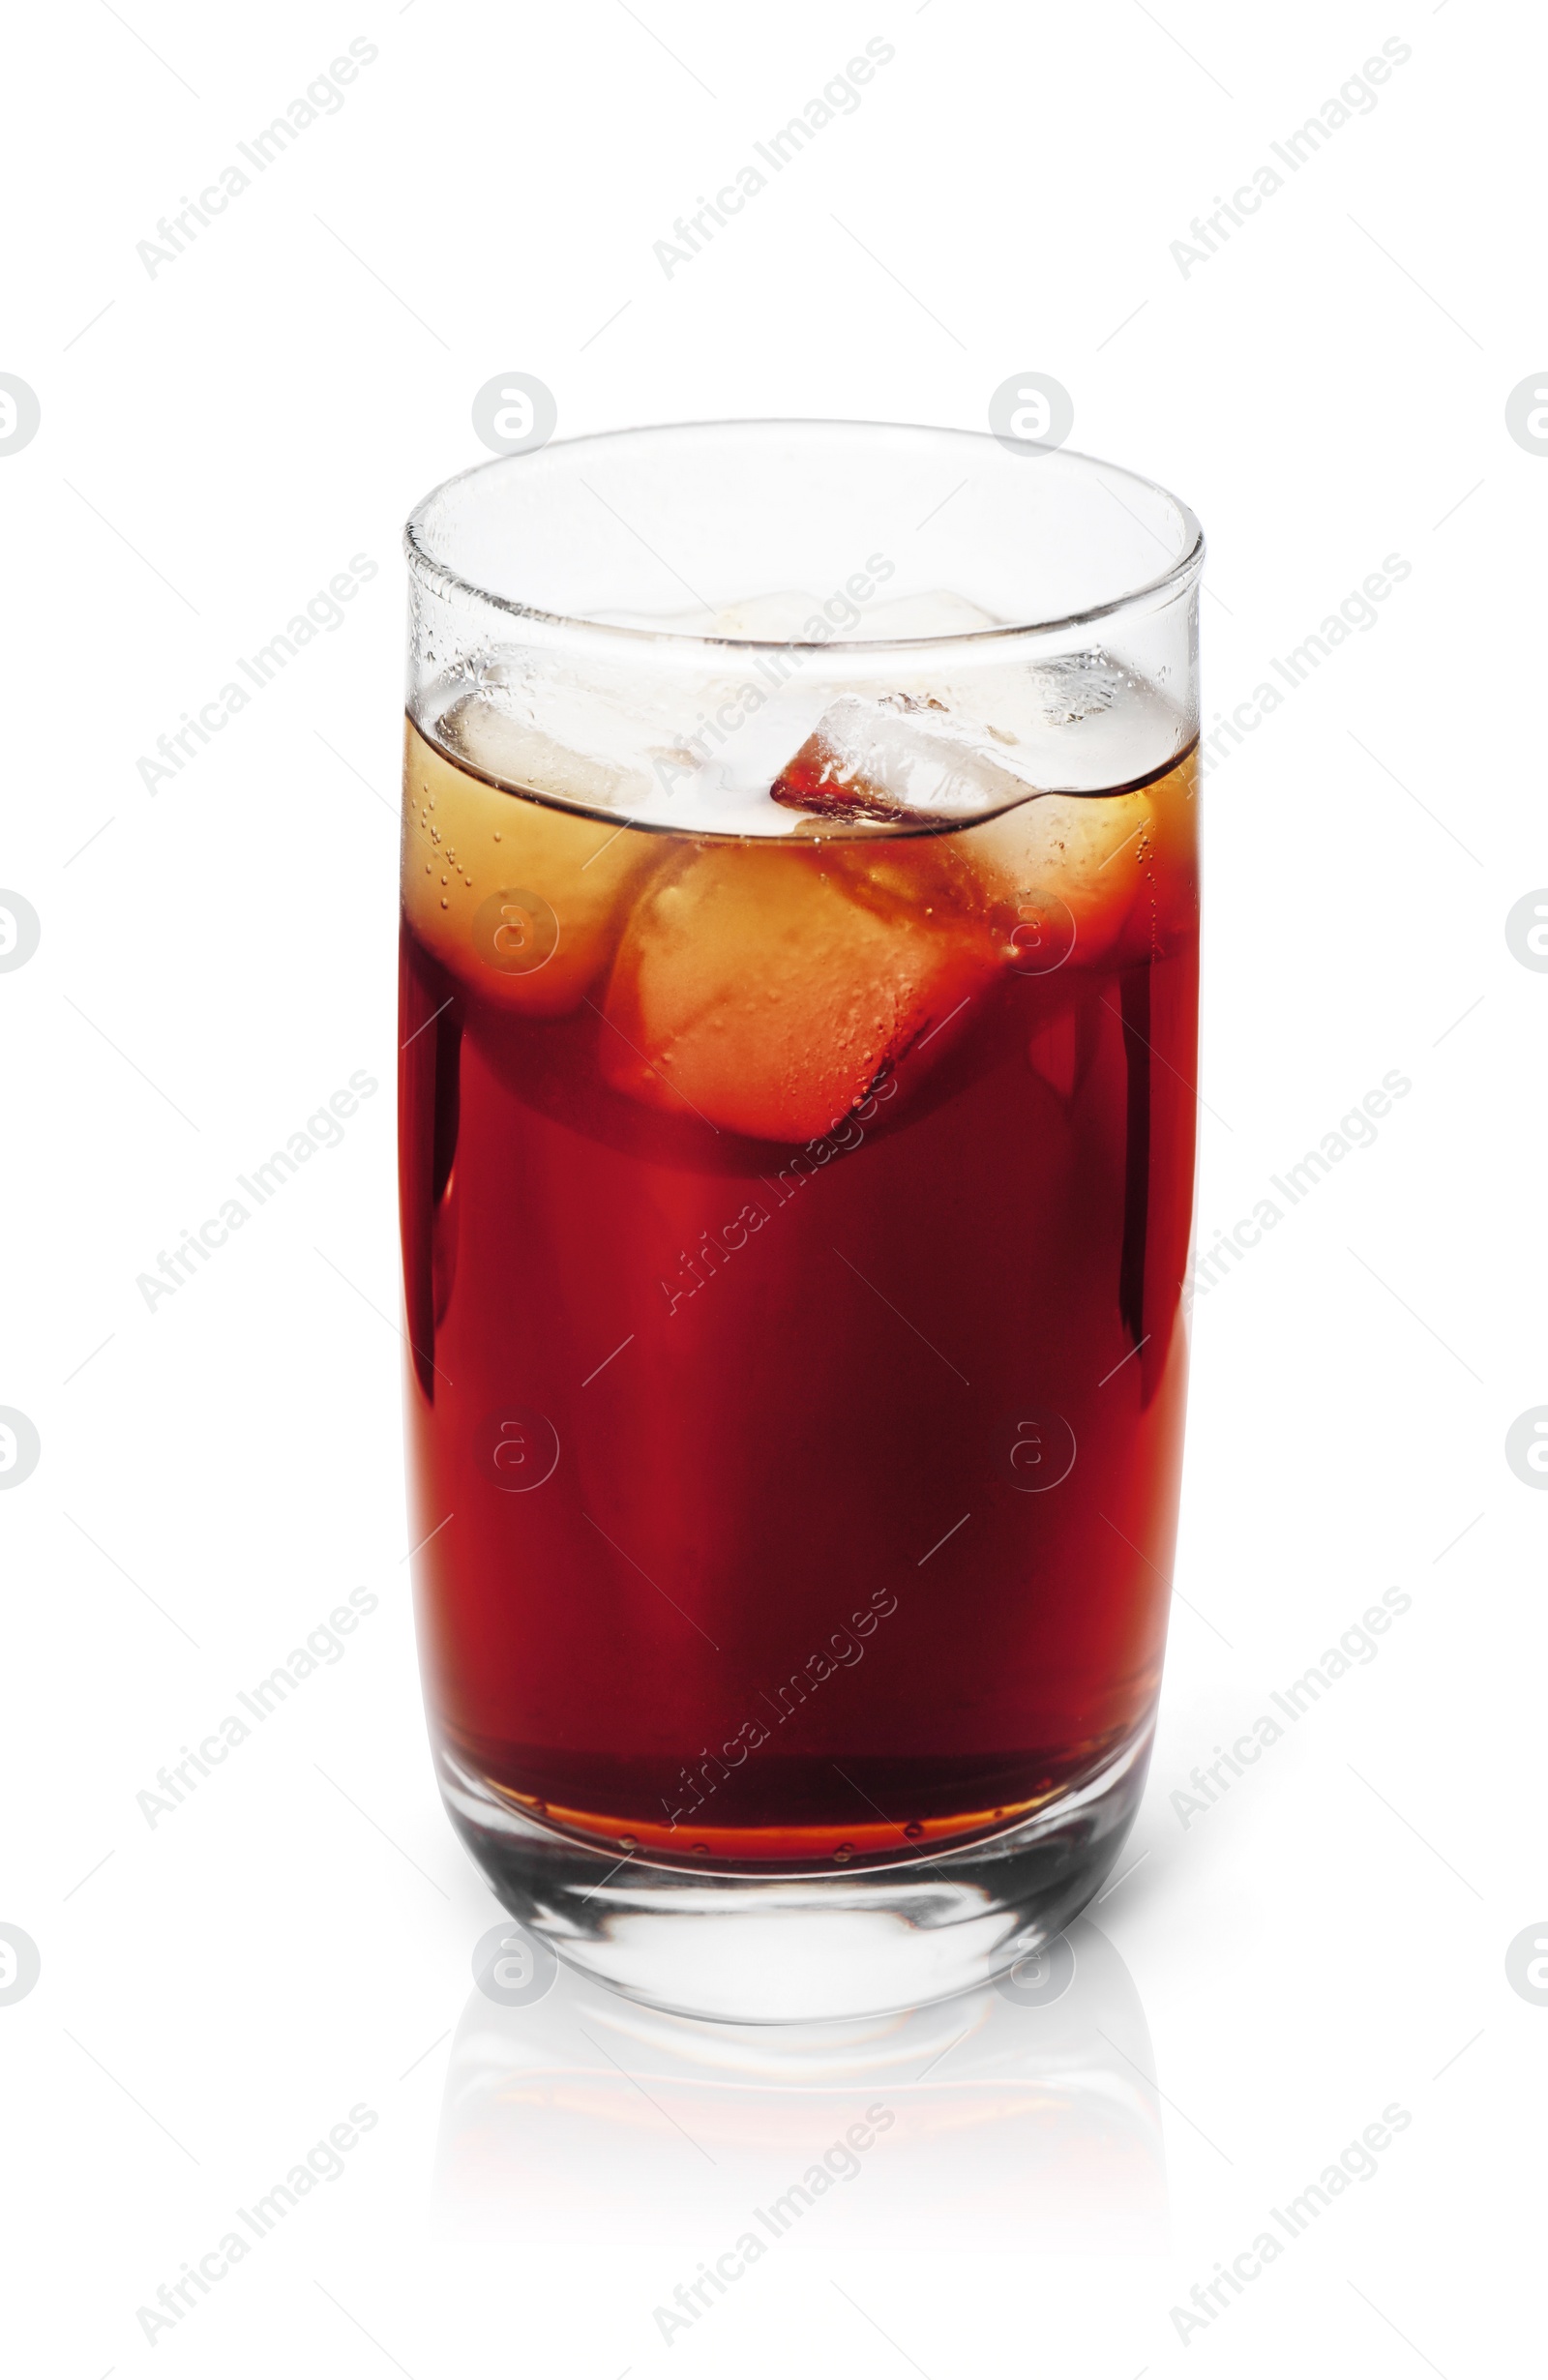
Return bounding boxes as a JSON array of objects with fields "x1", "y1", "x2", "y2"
[{"x1": 400, "y1": 709, "x2": 1199, "y2": 1867}]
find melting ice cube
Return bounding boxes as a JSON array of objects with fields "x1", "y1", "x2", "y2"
[
  {"x1": 1022, "y1": 649, "x2": 1126, "y2": 726},
  {"x1": 856, "y1": 590, "x2": 999, "y2": 638},
  {"x1": 769, "y1": 693, "x2": 1040, "y2": 826}
]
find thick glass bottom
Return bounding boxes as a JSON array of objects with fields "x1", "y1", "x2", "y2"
[{"x1": 435, "y1": 1718, "x2": 1153, "y2": 2023}]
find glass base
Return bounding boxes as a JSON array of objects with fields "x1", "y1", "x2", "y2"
[{"x1": 435, "y1": 1721, "x2": 1153, "y2": 2023}]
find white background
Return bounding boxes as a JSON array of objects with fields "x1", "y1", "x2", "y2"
[{"x1": 2, "y1": 1, "x2": 1542, "y2": 2373}]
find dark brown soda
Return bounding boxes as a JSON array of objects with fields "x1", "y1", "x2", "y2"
[{"x1": 400, "y1": 718, "x2": 1199, "y2": 1868}]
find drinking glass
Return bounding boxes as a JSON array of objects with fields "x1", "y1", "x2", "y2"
[{"x1": 400, "y1": 421, "x2": 1202, "y2": 2021}]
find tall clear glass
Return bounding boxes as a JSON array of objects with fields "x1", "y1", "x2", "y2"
[{"x1": 400, "y1": 421, "x2": 1203, "y2": 2021}]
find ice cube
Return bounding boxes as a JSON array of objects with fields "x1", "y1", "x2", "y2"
[
  {"x1": 965, "y1": 787, "x2": 1155, "y2": 972},
  {"x1": 967, "y1": 741, "x2": 1200, "y2": 974},
  {"x1": 449, "y1": 699, "x2": 655, "y2": 815},
  {"x1": 705, "y1": 590, "x2": 826, "y2": 640},
  {"x1": 583, "y1": 592, "x2": 826, "y2": 636},
  {"x1": 448, "y1": 662, "x2": 696, "y2": 816},
  {"x1": 599, "y1": 839, "x2": 997, "y2": 1142},
  {"x1": 858, "y1": 590, "x2": 999, "y2": 638},
  {"x1": 871, "y1": 649, "x2": 1189, "y2": 798},
  {"x1": 769, "y1": 693, "x2": 1039, "y2": 825},
  {"x1": 592, "y1": 588, "x2": 998, "y2": 641},
  {"x1": 402, "y1": 721, "x2": 658, "y2": 1015},
  {"x1": 1023, "y1": 650, "x2": 1126, "y2": 725}
]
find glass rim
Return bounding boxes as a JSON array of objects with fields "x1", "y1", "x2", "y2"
[{"x1": 403, "y1": 417, "x2": 1206, "y2": 656}]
